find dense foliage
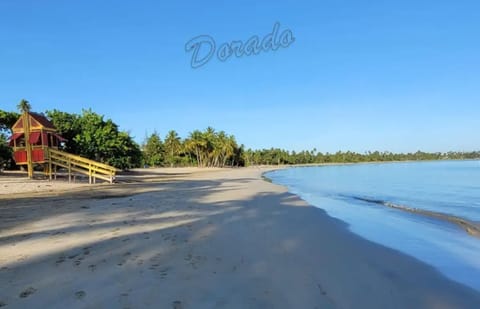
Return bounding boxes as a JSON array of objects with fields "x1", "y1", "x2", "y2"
[
  {"x1": 142, "y1": 127, "x2": 244, "y2": 167},
  {"x1": 1, "y1": 103, "x2": 479, "y2": 171},
  {"x1": 0, "y1": 110, "x2": 19, "y2": 169},
  {"x1": 142, "y1": 131, "x2": 164, "y2": 167},
  {"x1": 0, "y1": 133, "x2": 11, "y2": 169},
  {"x1": 46, "y1": 109, "x2": 142, "y2": 169}
]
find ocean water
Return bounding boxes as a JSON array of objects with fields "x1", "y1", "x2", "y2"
[{"x1": 266, "y1": 160, "x2": 480, "y2": 291}]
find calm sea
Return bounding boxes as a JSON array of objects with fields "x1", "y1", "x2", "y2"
[{"x1": 267, "y1": 160, "x2": 480, "y2": 291}]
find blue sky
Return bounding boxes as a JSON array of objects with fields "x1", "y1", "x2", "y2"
[{"x1": 0, "y1": 1, "x2": 479, "y2": 153}]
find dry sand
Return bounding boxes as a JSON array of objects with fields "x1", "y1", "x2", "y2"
[{"x1": 0, "y1": 167, "x2": 479, "y2": 308}]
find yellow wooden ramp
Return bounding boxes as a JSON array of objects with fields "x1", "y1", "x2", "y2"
[{"x1": 47, "y1": 148, "x2": 118, "y2": 184}]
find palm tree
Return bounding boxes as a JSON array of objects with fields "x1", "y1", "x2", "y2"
[
  {"x1": 17, "y1": 99, "x2": 33, "y2": 178},
  {"x1": 164, "y1": 130, "x2": 181, "y2": 167},
  {"x1": 17, "y1": 99, "x2": 31, "y2": 113},
  {"x1": 185, "y1": 130, "x2": 206, "y2": 167},
  {"x1": 203, "y1": 127, "x2": 216, "y2": 166},
  {"x1": 224, "y1": 134, "x2": 237, "y2": 166}
]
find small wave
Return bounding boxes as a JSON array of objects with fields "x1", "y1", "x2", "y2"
[{"x1": 346, "y1": 195, "x2": 480, "y2": 238}]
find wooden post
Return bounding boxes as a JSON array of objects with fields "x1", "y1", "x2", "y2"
[
  {"x1": 48, "y1": 151, "x2": 52, "y2": 181},
  {"x1": 68, "y1": 161, "x2": 71, "y2": 183},
  {"x1": 23, "y1": 112, "x2": 33, "y2": 179},
  {"x1": 89, "y1": 163, "x2": 92, "y2": 184}
]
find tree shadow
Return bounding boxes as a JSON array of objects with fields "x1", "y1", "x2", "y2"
[{"x1": 1, "y1": 176, "x2": 479, "y2": 308}]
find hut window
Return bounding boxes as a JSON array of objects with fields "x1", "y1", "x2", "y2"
[{"x1": 30, "y1": 132, "x2": 41, "y2": 145}]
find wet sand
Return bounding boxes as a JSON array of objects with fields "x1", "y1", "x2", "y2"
[{"x1": 1, "y1": 167, "x2": 480, "y2": 308}]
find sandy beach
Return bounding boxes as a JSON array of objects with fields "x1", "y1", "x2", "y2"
[{"x1": 1, "y1": 167, "x2": 479, "y2": 308}]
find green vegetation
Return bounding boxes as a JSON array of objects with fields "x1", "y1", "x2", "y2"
[
  {"x1": 46, "y1": 109, "x2": 142, "y2": 170},
  {"x1": 242, "y1": 149, "x2": 480, "y2": 165},
  {"x1": 142, "y1": 131, "x2": 164, "y2": 167},
  {"x1": 17, "y1": 99, "x2": 31, "y2": 113},
  {"x1": 0, "y1": 109, "x2": 20, "y2": 169},
  {"x1": 142, "y1": 127, "x2": 243, "y2": 168},
  {"x1": 0, "y1": 133, "x2": 11, "y2": 169},
  {"x1": 164, "y1": 130, "x2": 182, "y2": 167},
  {"x1": 0, "y1": 103, "x2": 479, "y2": 171}
]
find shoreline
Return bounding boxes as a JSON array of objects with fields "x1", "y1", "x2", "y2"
[
  {"x1": 264, "y1": 162, "x2": 480, "y2": 239},
  {"x1": 1, "y1": 167, "x2": 480, "y2": 308},
  {"x1": 350, "y1": 196, "x2": 480, "y2": 238}
]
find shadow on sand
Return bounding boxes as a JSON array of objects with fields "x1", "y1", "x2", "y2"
[{"x1": 1, "y1": 175, "x2": 480, "y2": 308}]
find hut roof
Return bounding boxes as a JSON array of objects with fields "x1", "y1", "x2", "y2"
[
  {"x1": 12, "y1": 112, "x2": 57, "y2": 132},
  {"x1": 29, "y1": 112, "x2": 56, "y2": 129}
]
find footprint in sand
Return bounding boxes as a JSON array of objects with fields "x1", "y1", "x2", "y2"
[
  {"x1": 185, "y1": 254, "x2": 205, "y2": 269},
  {"x1": 117, "y1": 253, "x2": 130, "y2": 266},
  {"x1": 162, "y1": 233, "x2": 171, "y2": 241},
  {"x1": 68, "y1": 253, "x2": 80, "y2": 260},
  {"x1": 17, "y1": 255, "x2": 28, "y2": 262},
  {"x1": 74, "y1": 256, "x2": 84, "y2": 266},
  {"x1": 159, "y1": 267, "x2": 169, "y2": 279},
  {"x1": 120, "y1": 293, "x2": 131, "y2": 309},
  {"x1": 317, "y1": 283, "x2": 329, "y2": 296},
  {"x1": 149, "y1": 263, "x2": 159, "y2": 270},
  {"x1": 19, "y1": 287, "x2": 36, "y2": 298},
  {"x1": 55, "y1": 255, "x2": 66, "y2": 265},
  {"x1": 75, "y1": 291, "x2": 86, "y2": 299}
]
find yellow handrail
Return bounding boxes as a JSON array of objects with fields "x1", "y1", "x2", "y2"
[
  {"x1": 47, "y1": 148, "x2": 118, "y2": 184},
  {"x1": 49, "y1": 149, "x2": 118, "y2": 172}
]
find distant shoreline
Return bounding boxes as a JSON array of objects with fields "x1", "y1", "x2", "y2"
[{"x1": 259, "y1": 157, "x2": 480, "y2": 169}]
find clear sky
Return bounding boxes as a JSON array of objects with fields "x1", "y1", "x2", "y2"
[{"x1": 1, "y1": 1, "x2": 479, "y2": 153}]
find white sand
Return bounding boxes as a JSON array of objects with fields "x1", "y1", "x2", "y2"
[
  {"x1": 0, "y1": 171, "x2": 88, "y2": 196},
  {"x1": 0, "y1": 167, "x2": 479, "y2": 308}
]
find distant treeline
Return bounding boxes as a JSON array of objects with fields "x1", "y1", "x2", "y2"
[
  {"x1": 1, "y1": 105, "x2": 479, "y2": 170},
  {"x1": 242, "y1": 149, "x2": 480, "y2": 166}
]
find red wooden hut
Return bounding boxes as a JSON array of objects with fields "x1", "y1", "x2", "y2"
[{"x1": 9, "y1": 112, "x2": 66, "y2": 165}]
